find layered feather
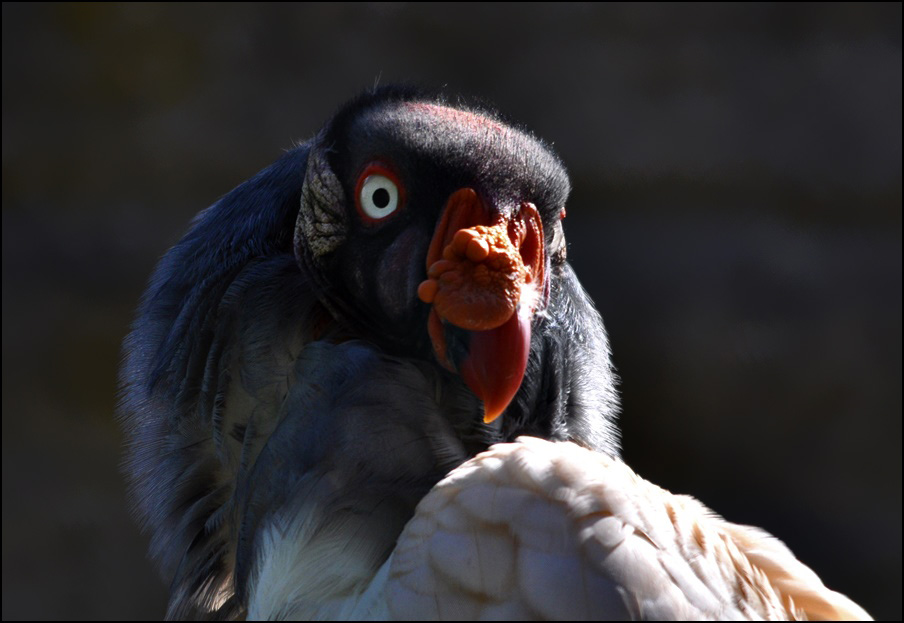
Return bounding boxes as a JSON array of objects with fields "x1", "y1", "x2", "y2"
[{"x1": 387, "y1": 438, "x2": 872, "y2": 621}]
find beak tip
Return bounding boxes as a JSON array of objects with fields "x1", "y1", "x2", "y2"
[{"x1": 483, "y1": 405, "x2": 504, "y2": 424}]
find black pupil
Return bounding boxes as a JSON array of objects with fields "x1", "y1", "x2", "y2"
[{"x1": 372, "y1": 187, "x2": 391, "y2": 209}]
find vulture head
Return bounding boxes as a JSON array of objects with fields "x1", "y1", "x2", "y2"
[
  {"x1": 295, "y1": 87, "x2": 618, "y2": 435},
  {"x1": 120, "y1": 86, "x2": 620, "y2": 618}
]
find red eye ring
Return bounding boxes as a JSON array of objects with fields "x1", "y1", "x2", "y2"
[{"x1": 354, "y1": 161, "x2": 407, "y2": 224}]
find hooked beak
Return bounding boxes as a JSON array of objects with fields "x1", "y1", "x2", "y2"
[{"x1": 418, "y1": 188, "x2": 545, "y2": 423}]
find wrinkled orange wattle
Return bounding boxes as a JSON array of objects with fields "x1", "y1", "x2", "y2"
[{"x1": 418, "y1": 188, "x2": 545, "y2": 423}]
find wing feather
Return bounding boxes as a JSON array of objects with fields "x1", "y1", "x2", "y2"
[{"x1": 388, "y1": 438, "x2": 871, "y2": 621}]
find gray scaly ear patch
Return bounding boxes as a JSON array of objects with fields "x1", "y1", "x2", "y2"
[{"x1": 295, "y1": 143, "x2": 347, "y2": 263}]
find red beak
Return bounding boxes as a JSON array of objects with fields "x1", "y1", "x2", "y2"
[{"x1": 418, "y1": 188, "x2": 545, "y2": 423}]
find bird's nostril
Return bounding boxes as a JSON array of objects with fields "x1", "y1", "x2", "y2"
[{"x1": 514, "y1": 202, "x2": 544, "y2": 287}]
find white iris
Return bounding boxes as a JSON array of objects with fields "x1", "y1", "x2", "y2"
[{"x1": 359, "y1": 174, "x2": 399, "y2": 219}]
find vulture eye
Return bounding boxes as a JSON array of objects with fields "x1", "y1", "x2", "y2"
[{"x1": 355, "y1": 163, "x2": 404, "y2": 223}]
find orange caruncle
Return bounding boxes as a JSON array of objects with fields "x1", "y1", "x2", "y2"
[{"x1": 420, "y1": 219, "x2": 527, "y2": 331}]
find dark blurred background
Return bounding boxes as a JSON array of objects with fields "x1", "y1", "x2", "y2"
[{"x1": 2, "y1": 3, "x2": 900, "y2": 620}]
